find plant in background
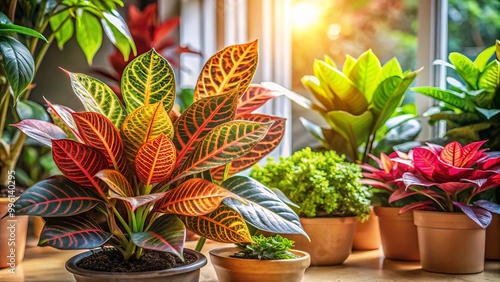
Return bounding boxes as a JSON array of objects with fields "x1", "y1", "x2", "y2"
[
  {"x1": 93, "y1": 2, "x2": 201, "y2": 98},
  {"x1": 250, "y1": 147, "x2": 372, "y2": 220},
  {"x1": 391, "y1": 140, "x2": 500, "y2": 228},
  {"x1": 7, "y1": 42, "x2": 308, "y2": 268},
  {"x1": 412, "y1": 40, "x2": 500, "y2": 150},
  {"x1": 360, "y1": 151, "x2": 420, "y2": 207},
  {"x1": 233, "y1": 234, "x2": 298, "y2": 260},
  {"x1": 0, "y1": 0, "x2": 135, "y2": 189},
  {"x1": 271, "y1": 50, "x2": 421, "y2": 163}
]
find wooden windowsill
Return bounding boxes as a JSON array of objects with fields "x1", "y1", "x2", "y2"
[{"x1": 1, "y1": 240, "x2": 499, "y2": 281}]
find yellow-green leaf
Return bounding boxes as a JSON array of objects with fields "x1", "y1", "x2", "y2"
[
  {"x1": 179, "y1": 205, "x2": 252, "y2": 243},
  {"x1": 67, "y1": 71, "x2": 126, "y2": 128},
  {"x1": 348, "y1": 49, "x2": 381, "y2": 103},
  {"x1": 121, "y1": 49, "x2": 175, "y2": 113}
]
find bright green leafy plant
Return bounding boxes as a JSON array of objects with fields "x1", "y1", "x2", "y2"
[
  {"x1": 412, "y1": 40, "x2": 500, "y2": 150},
  {"x1": 271, "y1": 50, "x2": 421, "y2": 163},
  {"x1": 7, "y1": 41, "x2": 308, "y2": 265},
  {"x1": 233, "y1": 234, "x2": 298, "y2": 260},
  {"x1": 250, "y1": 147, "x2": 372, "y2": 220},
  {"x1": 0, "y1": 0, "x2": 136, "y2": 188}
]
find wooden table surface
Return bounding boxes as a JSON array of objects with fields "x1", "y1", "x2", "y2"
[{"x1": 1, "y1": 240, "x2": 499, "y2": 281}]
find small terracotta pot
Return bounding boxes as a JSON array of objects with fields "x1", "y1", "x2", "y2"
[
  {"x1": 374, "y1": 206, "x2": 419, "y2": 261},
  {"x1": 209, "y1": 247, "x2": 310, "y2": 282},
  {"x1": 414, "y1": 210, "x2": 486, "y2": 274},
  {"x1": 0, "y1": 198, "x2": 29, "y2": 269},
  {"x1": 284, "y1": 217, "x2": 356, "y2": 266},
  {"x1": 485, "y1": 212, "x2": 500, "y2": 260},
  {"x1": 352, "y1": 209, "x2": 380, "y2": 250},
  {"x1": 66, "y1": 249, "x2": 207, "y2": 282}
]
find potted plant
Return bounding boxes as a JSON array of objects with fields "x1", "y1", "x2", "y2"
[
  {"x1": 412, "y1": 40, "x2": 500, "y2": 260},
  {"x1": 360, "y1": 151, "x2": 421, "y2": 261},
  {"x1": 0, "y1": 0, "x2": 135, "y2": 269},
  {"x1": 5, "y1": 41, "x2": 308, "y2": 281},
  {"x1": 266, "y1": 50, "x2": 421, "y2": 250},
  {"x1": 209, "y1": 234, "x2": 310, "y2": 282},
  {"x1": 391, "y1": 140, "x2": 500, "y2": 274},
  {"x1": 250, "y1": 147, "x2": 371, "y2": 265}
]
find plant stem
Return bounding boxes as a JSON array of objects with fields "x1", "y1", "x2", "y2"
[
  {"x1": 112, "y1": 206, "x2": 132, "y2": 234},
  {"x1": 195, "y1": 237, "x2": 206, "y2": 252},
  {"x1": 7, "y1": 0, "x2": 17, "y2": 22}
]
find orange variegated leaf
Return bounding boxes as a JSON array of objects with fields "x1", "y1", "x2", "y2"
[
  {"x1": 174, "y1": 90, "x2": 239, "y2": 163},
  {"x1": 211, "y1": 115, "x2": 284, "y2": 180},
  {"x1": 72, "y1": 112, "x2": 129, "y2": 176},
  {"x1": 440, "y1": 141, "x2": 463, "y2": 167},
  {"x1": 135, "y1": 134, "x2": 176, "y2": 186},
  {"x1": 236, "y1": 85, "x2": 281, "y2": 115},
  {"x1": 194, "y1": 40, "x2": 258, "y2": 100},
  {"x1": 121, "y1": 49, "x2": 176, "y2": 114},
  {"x1": 168, "y1": 120, "x2": 272, "y2": 184},
  {"x1": 121, "y1": 103, "x2": 174, "y2": 162},
  {"x1": 95, "y1": 169, "x2": 134, "y2": 197},
  {"x1": 52, "y1": 139, "x2": 109, "y2": 198},
  {"x1": 179, "y1": 205, "x2": 252, "y2": 243},
  {"x1": 156, "y1": 178, "x2": 243, "y2": 216}
]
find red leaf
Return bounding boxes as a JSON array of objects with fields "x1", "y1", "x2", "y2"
[
  {"x1": 412, "y1": 147, "x2": 438, "y2": 179},
  {"x1": 399, "y1": 200, "x2": 436, "y2": 214},
  {"x1": 236, "y1": 85, "x2": 281, "y2": 115},
  {"x1": 52, "y1": 139, "x2": 109, "y2": 198},
  {"x1": 460, "y1": 140, "x2": 488, "y2": 167}
]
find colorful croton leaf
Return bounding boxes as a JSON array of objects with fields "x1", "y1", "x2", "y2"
[
  {"x1": 7, "y1": 41, "x2": 307, "y2": 262},
  {"x1": 390, "y1": 140, "x2": 500, "y2": 228}
]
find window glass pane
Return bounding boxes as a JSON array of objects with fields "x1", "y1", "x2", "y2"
[{"x1": 290, "y1": 0, "x2": 418, "y2": 150}]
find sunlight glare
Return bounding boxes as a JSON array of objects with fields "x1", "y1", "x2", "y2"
[{"x1": 292, "y1": 1, "x2": 322, "y2": 30}]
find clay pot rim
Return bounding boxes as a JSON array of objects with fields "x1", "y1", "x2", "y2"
[
  {"x1": 299, "y1": 216, "x2": 357, "y2": 224},
  {"x1": 65, "y1": 248, "x2": 207, "y2": 278},
  {"x1": 373, "y1": 206, "x2": 414, "y2": 219},
  {"x1": 209, "y1": 246, "x2": 310, "y2": 265},
  {"x1": 414, "y1": 210, "x2": 484, "y2": 230}
]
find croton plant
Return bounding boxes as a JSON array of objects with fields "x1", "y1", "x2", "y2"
[
  {"x1": 7, "y1": 41, "x2": 307, "y2": 261},
  {"x1": 389, "y1": 140, "x2": 500, "y2": 228}
]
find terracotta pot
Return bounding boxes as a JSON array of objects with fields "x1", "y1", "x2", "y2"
[
  {"x1": 284, "y1": 217, "x2": 356, "y2": 266},
  {"x1": 0, "y1": 198, "x2": 29, "y2": 270},
  {"x1": 65, "y1": 249, "x2": 207, "y2": 282},
  {"x1": 485, "y1": 212, "x2": 500, "y2": 260},
  {"x1": 209, "y1": 247, "x2": 310, "y2": 282},
  {"x1": 352, "y1": 209, "x2": 380, "y2": 250},
  {"x1": 374, "y1": 206, "x2": 419, "y2": 261},
  {"x1": 414, "y1": 210, "x2": 486, "y2": 274}
]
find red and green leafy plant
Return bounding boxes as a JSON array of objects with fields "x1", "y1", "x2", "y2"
[
  {"x1": 391, "y1": 140, "x2": 500, "y2": 228},
  {"x1": 93, "y1": 2, "x2": 200, "y2": 95},
  {"x1": 360, "y1": 151, "x2": 419, "y2": 207},
  {"x1": 6, "y1": 41, "x2": 307, "y2": 263}
]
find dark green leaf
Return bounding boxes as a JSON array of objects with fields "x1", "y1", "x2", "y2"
[
  {"x1": 131, "y1": 215, "x2": 185, "y2": 259},
  {"x1": 0, "y1": 36, "x2": 35, "y2": 98},
  {"x1": 222, "y1": 175, "x2": 309, "y2": 239},
  {"x1": 39, "y1": 215, "x2": 112, "y2": 249},
  {"x1": 14, "y1": 176, "x2": 102, "y2": 217},
  {"x1": 16, "y1": 100, "x2": 50, "y2": 121},
  {"x1": 0, "y1": 23, "x2": 47, "y2": 41}
]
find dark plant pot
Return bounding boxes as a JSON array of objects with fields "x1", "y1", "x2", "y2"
[
  {"x1": 0, "y1": 198, "x2": 28, "y2": 269},
  {"x1": 414, "y1": 210, "x2": 485, "y2": 274},
  {"x1": 209, "y1": 247, "x2": 310, "y2": 282},
  {"x1": 374, "y1": 206, "x2": 419, "y2": 261},
  {"x1": 284, "y1": 217, "x2": 356, "y2": 266},
  {"x1": 65, "y1": 249, "x2": 207, "y2": 282},
  {"x1": 352, "y1": 208, "x2": 380, "y2": 250}
]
